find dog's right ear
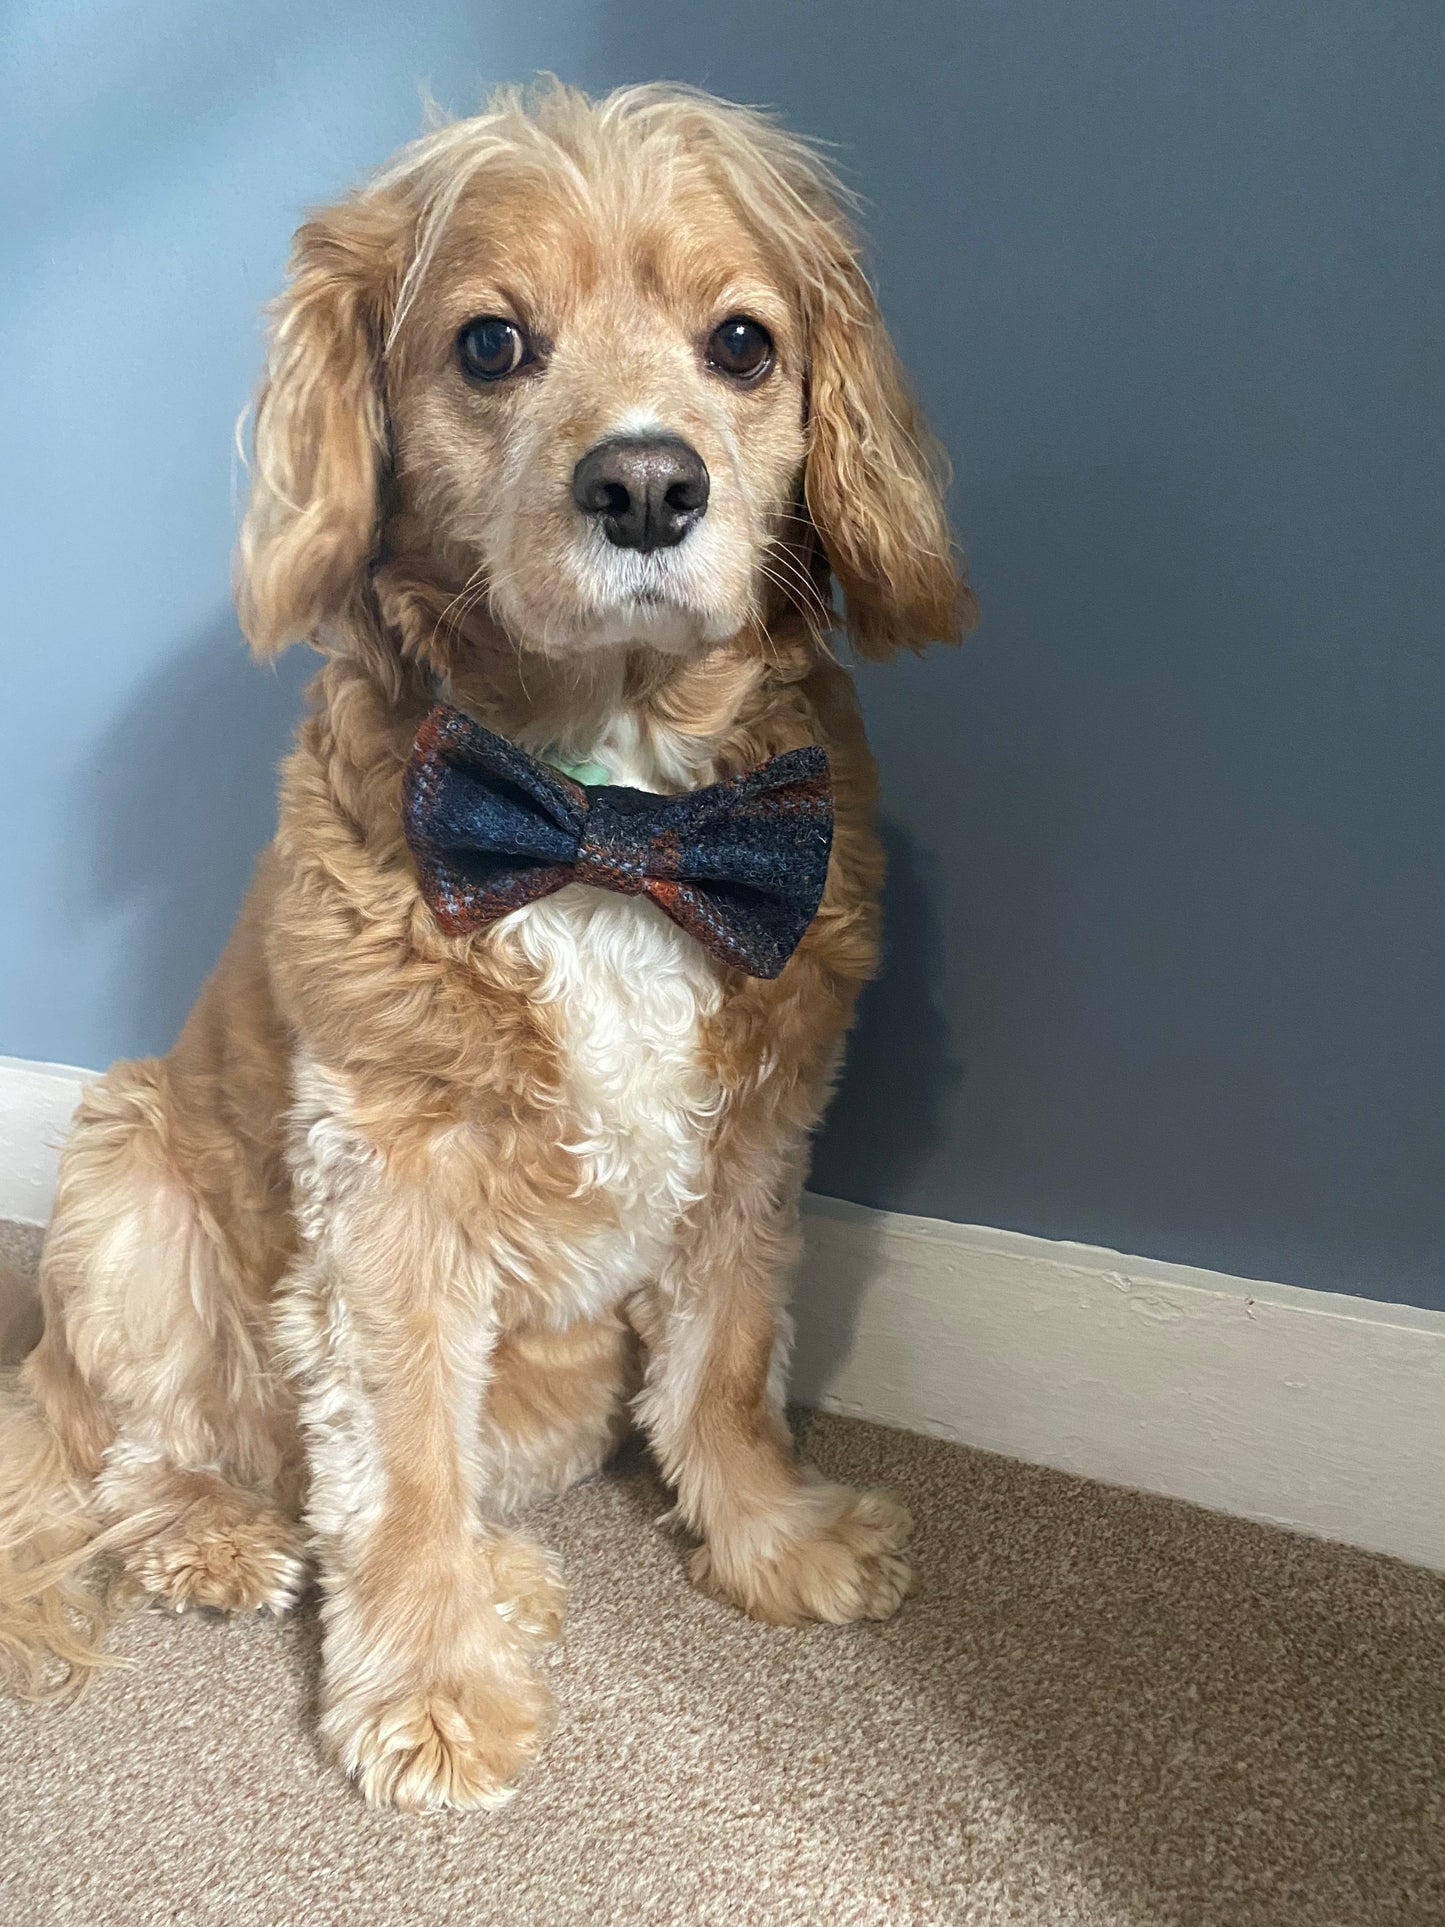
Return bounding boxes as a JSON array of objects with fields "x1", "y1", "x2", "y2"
[{"x1": 235, "y1": 200, "x2": 402, "y2": 656}]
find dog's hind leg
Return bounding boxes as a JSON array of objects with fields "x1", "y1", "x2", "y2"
[
  {"x1": 11, "y1": 1060, "x2": 305, "y2": 1667},
  {"x1": 476, "y1": 1314, "x2": 639, "y2": 1516},
  {"x1": 95, "y1": 1452, "x2": 306, "y2": 1617}
]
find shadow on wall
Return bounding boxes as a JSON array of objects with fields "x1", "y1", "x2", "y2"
[
  {"x1": 78, "y1": 616, "x2": 314, "y2": 1059},
  {"x1": 793, "y1": 819, "x2": 963, "y2": 1419},
  {"x1": 812, "y1": 816, "x2": 964, "y2": 1214},
  {"x1": 796, "y1": 817, "x2": 961, "y2": 1406}
]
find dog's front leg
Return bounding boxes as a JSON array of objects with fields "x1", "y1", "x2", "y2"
[
  {"x1": 280, "y1": 1073, "x2": 563, "y2": 1813},
  {"x1": 636, "y1": 1175, "x2": 914, "y2": 1628}
]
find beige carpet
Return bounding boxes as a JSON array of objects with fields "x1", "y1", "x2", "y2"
[{"x1": 1, "y1": 1219, "x2": 1442, "y2": 1927}]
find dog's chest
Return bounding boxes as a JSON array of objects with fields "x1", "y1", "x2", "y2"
[{"x1": 505, "y1": 885, "x2": 723, "y2": 1310}]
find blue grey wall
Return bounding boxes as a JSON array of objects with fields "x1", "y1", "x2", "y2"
[{"x1": 4, "y1": 3, "x2": 1442, "y2": 1309}]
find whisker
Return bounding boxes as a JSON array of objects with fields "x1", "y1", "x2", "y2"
[
  {"x1": 761, "y1": 543, "x2": 832, "y2": 629},
  {"x1": 758, "y1": 560, "x2": 827, "y2": 643}
]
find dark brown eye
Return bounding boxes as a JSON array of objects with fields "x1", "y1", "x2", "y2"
[
  {"x1": 706, "y1": 314, "x2": 774, "y2": 383},
  {"x1": 457, "y1": 316, "x2": 529, "y2": 382}
]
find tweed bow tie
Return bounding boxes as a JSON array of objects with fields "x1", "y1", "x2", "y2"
[{"x1": 401, "y1": 704, "x2": 834, "y2": 979}]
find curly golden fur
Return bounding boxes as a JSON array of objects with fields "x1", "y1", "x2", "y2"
[{"x1": 0, "y1": 81, "x2": 973, "y2": 1811}]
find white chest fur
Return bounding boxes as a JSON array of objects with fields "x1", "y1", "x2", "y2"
[
  {"x1": 504, "y1": 888, "x2": 723, "y2": 1315},
  {"x1": 499, "y1": 714, "x2": 724, "y2": 1319}
]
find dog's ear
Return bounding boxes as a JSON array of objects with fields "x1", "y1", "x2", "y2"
[
  {"x1": 804, "y1": 263, "x2": 978, "y2": 660},
  {"x1": 236, "y1": 200, "x2": 401, "y2": 656}
]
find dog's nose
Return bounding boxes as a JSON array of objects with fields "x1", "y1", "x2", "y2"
[{"x1": 571, "y1": 436, "x2": 710, "y2": 552}]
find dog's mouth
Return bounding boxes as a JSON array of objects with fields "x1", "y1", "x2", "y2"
[
  {"x1": 486, "y1": 513, "x2": 746, "y2": 660},
  {"x1": 557, "y1": 545, "x2": 730, "y2": 652},
  {"x1": 563, "y1": 593, "x2": 714, "y2": 656}
]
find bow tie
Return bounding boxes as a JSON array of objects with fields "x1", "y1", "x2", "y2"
[{"x1": 400, "y1": 704, "x2": 834, "y2": 979}]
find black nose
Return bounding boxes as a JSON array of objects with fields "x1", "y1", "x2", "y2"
[{"x1": 571, "y1": 435, "x2": 710, "y2": 552}]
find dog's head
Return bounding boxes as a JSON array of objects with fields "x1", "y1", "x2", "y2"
[{"x1": 237, "y1": 84, "x2": 974, "y2": 670}]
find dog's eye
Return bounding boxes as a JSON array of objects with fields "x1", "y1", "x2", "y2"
[
  {"x1": 457, "y1": 316, "x2": 529, "y2": 382},
  {"x1": 706, "y1": 315, "x2": 774, "y2": 383}
]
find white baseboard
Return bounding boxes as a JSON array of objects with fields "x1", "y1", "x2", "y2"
[
  {"x1": 792, "y1": 1194, "x2": 1445, "y2": 1570},
  {"x1": 4, "y1": 1055, "x2": 1442, "y2": 1570},
  {"x1": 0, "y1": 1056, "x2": 92, "y2": 1227}
]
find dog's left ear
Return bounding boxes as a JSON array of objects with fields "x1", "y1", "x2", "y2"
[
  {"x1": 804, "y1": 265, "x2": 978, "y2": 659},
  {"x1": 236, "y1": 198, "x2": 402, "y2": 656}
]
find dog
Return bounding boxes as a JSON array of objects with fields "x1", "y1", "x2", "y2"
[{"x1": 0, "y1": 81, "x2": 973, "y2": 1812}]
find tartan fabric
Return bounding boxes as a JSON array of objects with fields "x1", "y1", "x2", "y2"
[{"x1": 400, "y1": 704, "x2": 834, "y2": 979}]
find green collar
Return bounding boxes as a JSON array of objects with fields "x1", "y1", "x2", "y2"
[{"x1": 546, "y1": 754, "x2": 613, "y2": 787}]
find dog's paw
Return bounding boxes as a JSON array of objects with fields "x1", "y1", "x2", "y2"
[
  {"x1": 487, "y1": 1536, "x2": 566, "y2": 1649},
  {"x1": 325, "y1": 1669, "x2": 555, "y2": 1813},
  {"x1": 692, "y1": 1483, "x2": 914, "y2": 1627},
  {"x1": 130, "y1": 1496, "x2": 307, "y2": 1616}
]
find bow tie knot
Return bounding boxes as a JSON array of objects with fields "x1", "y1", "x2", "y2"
[
  {"x1": 573, "y1": 792, "x2": 654, "y2": 897},
  {"x1": 401, "y1": 705, "x2": 834, "y2": 979}
]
